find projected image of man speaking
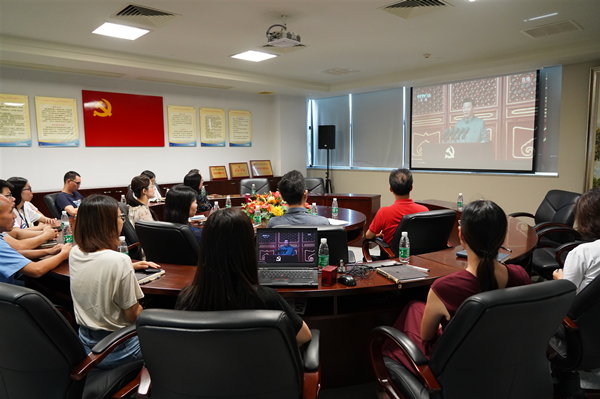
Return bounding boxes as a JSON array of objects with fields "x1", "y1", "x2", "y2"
[{"x1": 455, "y1": 98, "x2": 488, "y2": 143}]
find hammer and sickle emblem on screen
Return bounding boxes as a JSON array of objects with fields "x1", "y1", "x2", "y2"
[
  {"x1": 445, "y1": 146, "x2": 455, "y2": 159},
  {"x1": 93, "y1": 99, "x2": 112, "y2": 117}
]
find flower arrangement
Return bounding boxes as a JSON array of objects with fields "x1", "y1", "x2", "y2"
[
  {"x1": 241, "y1": 191, "x2": 312, "y2": 222},
  {"x1": 241, "y1": 191, "x2": 288, "y2": 221}
]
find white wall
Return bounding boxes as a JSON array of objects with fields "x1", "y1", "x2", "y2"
[
  {"x1": 308, "y1": 59, "x2": 600, "y2": 216},
  {"x1": 0, "y1": 66, "x2": 307, "y2": 191}
]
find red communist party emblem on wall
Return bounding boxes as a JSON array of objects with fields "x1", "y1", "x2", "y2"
[
  {"x1": 82, "y1": 90, "x2": 164, "y2": 147},
  {"x1": 93, "y1": 99, "x2": 112, "y2": 117}
]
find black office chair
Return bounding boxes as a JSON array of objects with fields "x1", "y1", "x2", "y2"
[
  {"x1": 305, "y1": 177, "x2": 325, "y2": 194},
  {"x1": 369, "y1": 280, "x2": 576, "y2": 399},
  {"x1": 44, "y1": 192, "x2": 62, "y2": 219},
  {"x1": 240, "y1": 178, "x2": 270, "y2": 195},
  {"x1": 530, "y1": 227, "x2": 585, "y2": 279},
  {"x1": 135, "y1": 309, "x2": 321, "y2": 399},
  {"x1": 0, "y1": 282, "x2": 142, "y2": 399},
  {"x1": 550, "y1": 275, "x2": 600, "y2": 397},
  {"x1": 278, "y1": 225, "x2": 354, "y2": 265},
  {"x1": 135, "y1": 220, "x2": 199, "y2": 265},
  {"x1": 509, "y1": 189, "x2": 581, "y2": 248},
  {"x1": 362, "y1": 209, "x2": 457, "y2": 261},
  {"x1": 118, "y1": 203, "x2": 143, "y2": 260}
]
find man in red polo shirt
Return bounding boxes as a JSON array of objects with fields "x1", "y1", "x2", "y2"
[{"x1": 365, "y1": 168, "x2": 428, "y2": 244}]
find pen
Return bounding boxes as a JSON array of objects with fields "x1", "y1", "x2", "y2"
[{"x1": 501, "y1": 245, "x2": 512, "y2": 253}]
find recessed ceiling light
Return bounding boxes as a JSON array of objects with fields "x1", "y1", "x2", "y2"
[
  {"x1": 524, "y1": 12, "x2": 558, "y2": 22},
  {"x1": 92, "y1": 22, "x2": 150, "y2": 40},
  {"x1": 231, "y1": 51, "x2": 277, "y2": 62}
]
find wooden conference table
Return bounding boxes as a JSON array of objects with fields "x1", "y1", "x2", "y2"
[{"x1": 33, "y1": 203, "x2": 537, "y2": 389}]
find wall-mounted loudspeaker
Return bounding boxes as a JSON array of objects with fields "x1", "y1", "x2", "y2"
[{"x1": 318, "y1": 125, "x2": 336, "y2": 149}]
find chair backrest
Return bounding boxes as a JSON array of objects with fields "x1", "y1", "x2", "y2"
[
  {"x1": 240, "y1": 178, "x2": 270, "y2": 195},
  {"x1": 135, "y1": 220, "x2": 199, "y2": 265},
  {"x1": 118, "y1": 203, "x2": 142, "y2": 260},
  {"x1": 305, "y1": 177, "x2": 325, "y2": 194},
  {"x1": 278, "y1": 224, "x2": 349, "y2": 265},
  {"x1": 0, "y1": 282, "x2": 87, "y2": 399},
  {"x1": 560, "y1": 275, "x2": 600, "y2": 370},
  {"x1": 429, "y1": 280, "x2": 576, "y2": 399},
  {"x1": 535, "y1": 189, "x2": 581, "y2": 226},
  {"x1": 389, "y1": 209, "x2": 457, "y2": 257},
  {"x1": 136, "y1": 309, "x2": 304, "y2": 399},
  {"x1": 44, "y1": 192, "x2": 62, "y2": 219}
]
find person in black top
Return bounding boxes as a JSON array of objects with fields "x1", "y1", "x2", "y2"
[
  {"x1": 164, "y1": 185, "x2": 201, "y2": 243},
  {"x1": 183, "y1": 169, "x2": 212, "y2": 212},
  {"x1": 175, "y1": 208, "x2": 312, "y2": 346}
]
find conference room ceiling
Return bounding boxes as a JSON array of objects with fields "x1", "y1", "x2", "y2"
[{"x1": 1, "y1": 0, "x2": 599, "y2": 97}]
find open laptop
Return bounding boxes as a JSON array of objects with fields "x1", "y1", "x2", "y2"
[{"x1": 256, "y1": 228, "x2": 319, "y2": 287}]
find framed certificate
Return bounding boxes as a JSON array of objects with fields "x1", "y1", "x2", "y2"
[
  {"x1": 229, "y1": 162, "x2": 250, "y2": 179},
  {"x1": 250, "y1": 160, "x2": 273, "y2": 177},
  {"x1": 209, "y1": 166, "x2": 228, "y2": 181}
]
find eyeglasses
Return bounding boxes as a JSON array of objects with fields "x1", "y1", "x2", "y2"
[
  {"x1": 2, "y1": 193, "x2": 12, "y2": 199},
  {"x1": 22, "y1": 187, "x2": 32, "y2": 192},
  {"x1": 70, "y1": 180, "x2": 81, "y2": 186},
  {"x1": 119, "y1": 214, "x2": 126, "y2": 221}
]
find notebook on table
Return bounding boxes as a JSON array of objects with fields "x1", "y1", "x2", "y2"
[
  {"x1": 256, "y1": 228, "x2": 319, "y2": 287},
  {"x1": 456, "y1": 249, "x2": 510, "y2": 263},
  {"x1": 134, "y1": 269, "x2": 165, "y2": 285}
]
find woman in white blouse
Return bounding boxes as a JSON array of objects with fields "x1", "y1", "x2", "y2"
[{"x1": 8, "y1": 177, "x2": 58, "y2": 230}]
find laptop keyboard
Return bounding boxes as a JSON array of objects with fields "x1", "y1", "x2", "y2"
[{"x1": 259, "y1": 269, "x2": 318, "y2": 286}]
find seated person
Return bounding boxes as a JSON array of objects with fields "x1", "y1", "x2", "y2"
[
  {"x1": 165, "y1": 185, "x2": 202, "y2": 243},
  {"x1": 141, "y1": 170, "x2": 162, "y2": 202},
  {"x1": 365, "y1": 168, "x2": 428, "y2": 244},
  {"x1": 0, "y1": 179, "x2": 58, "y2": 252},
  {"x1": 554, "y1": 188, "x2": 600, "y2": 292},
  {"x1": 175, "y1": 208, "x2": 312, "y2": 346},
  {"x1": 127, "y1": 175, "x2": 158, "y2": 226},
  {"x1": 267, "y1": 170, "x2": 330, "y2": 228},
  {"x1": 0, "y1": 195, "x2": 71, "y2": 285},
  {"x1": 8, "y1": 176, "x2": 58, "y2": 230},
  {"x1": 277, "y1": 239, "x2": 296, "y2": 255},
  {"x1": 381, "y1": 200, "x2": 530, "y2": 373},
  {"x1": 56, "y1": 171, "x2": 84, "y2": 216},
  {"x1": 183, "y1": 169, "x2": 212, "y2": 212},
  {"x1": 69, "y1": 195, "x2": 157, "y2": 369}
]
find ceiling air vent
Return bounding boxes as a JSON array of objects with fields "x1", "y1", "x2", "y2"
[
  {"x1": 321, "y1": 68, "x2": 361, "y2": 76},
  {"x1": 381, "y1": 0, "x2": 452, "y2": 20},
  {"x1": 110, "y1": 4, "x2": 181, "y2": 28},
  {"x1": 521, "y1": 20, "x2": 583, "y2": 39}
]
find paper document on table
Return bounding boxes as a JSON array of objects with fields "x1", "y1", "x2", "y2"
[{"x1": 328, "y1": 219, "x2": 349, "y2": 225}]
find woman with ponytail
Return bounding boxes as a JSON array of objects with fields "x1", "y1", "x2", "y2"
[
  {"x1": 382, "y1": 200, "x2": 531, "y2": 373},
  {"x1": 127, "y1": 175, "x2": 157, "y2": 226}
]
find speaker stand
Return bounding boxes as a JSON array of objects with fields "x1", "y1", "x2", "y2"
[{"x1": 325, "y1": 148, "x2": 333, "y2": 193}]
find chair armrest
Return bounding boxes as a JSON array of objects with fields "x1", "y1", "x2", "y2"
[
  {"x1": 127, "y1": 242, "x2": 140, "y2": 251},
  {"x1": 509, "y1": 212, "x2": 534, "y2": 219},
  {"x1": 555, "y1": 241, "x2": 584, "y2": 268},
  {"x1": 303, "y1": 329, "x2": 320, "y2": 372},
  {"x1": 136, "y1": 366, "x2": 152, "y2": 398},
  {"x1": 534, "y1": 221, "x2": 573, "y2": 233},
  {"x1": 369, "y1": 326, "x2": 440, "y2": 393},
  {"x1": 536, "y1": 225, "x2": 581, "y2": 241},
  {"x1": 112, "y1": 367, "x2": 142, "y2": 398},
  {"x1": 362, "y1": 238, "x2": 395, "y2": 263},
  {"x1": 70, "y1": 324, "x2": 137, "y2": 380},
  {"x1": 302, "y1": 330, "x2": 321, "y2": 399}
]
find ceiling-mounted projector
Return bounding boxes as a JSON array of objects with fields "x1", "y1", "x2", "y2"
[{"x1": 266, "y1": 20, "x2": 301, "y2": 48}]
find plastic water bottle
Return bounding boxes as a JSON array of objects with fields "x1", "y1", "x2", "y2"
[
  {"x1": 311, "y1": 202, "x2": 318, "y2": 216},
  {"x1": 399, "y1": 231, "x2": 410, "y2": 264},
  {"x1": 213, "y1": 201, "x2": 220, "y2": 213},
  {"x1": 120, "y1": 194, "x2": 126, "y2": 203},
  {"x1": 253, "y1": 205, "x2": 261, "y2": 224},
  {"x1": 117, "y1": 236, "x2": 128, "y2": 255},
  {"x1": 60, "y1": 211, "x2": 69, "y2": 230},
  {"x1": 457, "y1": 193, "x2": 463, "y2": 211},
  {"x1": 63, "y1": 223, "x2": 73, "y2": 245},
  {"x1": 225, "y1": 195, "x2": 232, "y2": 208},
  {"x1": 201, "y1": 185, "x2": 207, "y2": 197},
  {"x1": 318, "y1": 238, "x2": 329, "y2": 268},
  {"x1": 251, "y1": 184, "x2": 256, "y2": 197},
  {"x1": 331, "y1": 198, "x2": 338, "y2": 219}
]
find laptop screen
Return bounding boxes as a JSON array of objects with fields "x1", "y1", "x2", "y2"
[{"x1": 256, "y1": 228, "x2": 318, "y2": 268}]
